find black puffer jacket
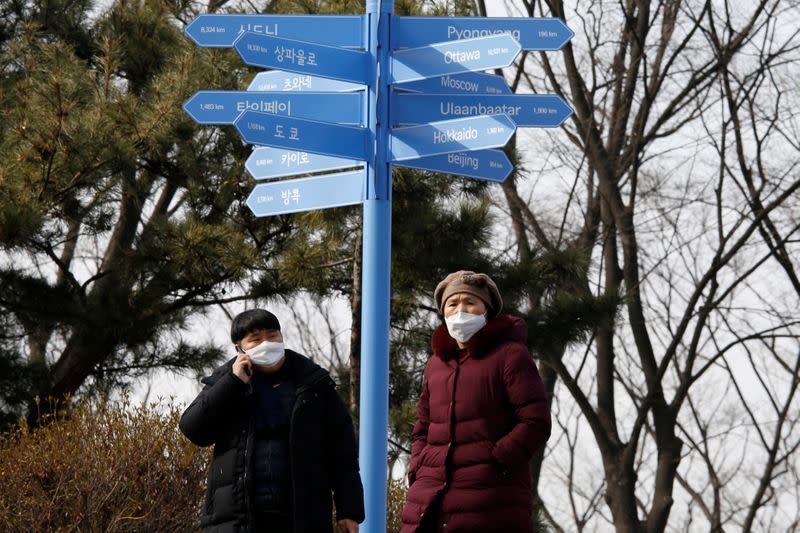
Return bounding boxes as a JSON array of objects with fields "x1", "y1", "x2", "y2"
[{"x1": 180, "y1": 350, "x2": 365, "y2": 533}]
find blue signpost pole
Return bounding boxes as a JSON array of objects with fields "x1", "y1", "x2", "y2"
[{"x1": 358, "y1": 1, "x2": 392, "y2": 532}]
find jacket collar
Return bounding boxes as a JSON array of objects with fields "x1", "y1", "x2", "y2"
[
  {"x1": 203, "y1": 349, "x2": 331, "y2": 392},
  {"x1": 432, "y1": 314, "x2": 528, "y2": 360}
]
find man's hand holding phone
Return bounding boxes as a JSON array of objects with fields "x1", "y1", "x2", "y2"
[{"x1": 232, "y1": 351, "x2": 253, "y2": 384}]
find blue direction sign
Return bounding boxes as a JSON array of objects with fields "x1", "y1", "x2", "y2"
[
  {"x1": 390, "y1": 114, "x2": 516, "y2": 161},
  {"x1": 396, "y1": 149, "x2": 513, "y2": 182},
  {"x1": 393, "y1": 72, "x2": 510, "y2": 95},
  {"x1": 235, "y1": 111, "x2": 369, "y2": 160},
  {"x1": 392, "y1": 17, "x2": 573, "y2": 51},
  {"x1": 246, "y1": 147, "x2": 362, "y2": 180},
  {"x1": 185, "y1": 14, "x2": 363, "y2": 48},
  {"x1": 248, "y1": 71, "x2": 363, "y2": 92},
  {"x1": 235, "y1": 33, "x2": 369, "y2": 84},
  {"x1": 391, "y1": 34, "x2": 521, "y2": 84},
  {"x1": 391, "y1": 93, "x2": 572, "y2": 127},
  {"x1": 246, "y1": 170, "x2": 365, "y2": 217},
  {"x1": 183, "y1": 91, "x2": 363, "y2": 125}
]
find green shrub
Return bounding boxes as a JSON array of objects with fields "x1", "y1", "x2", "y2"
[{"x1": 0, "y1": 399, "x2": 208, "y2": 532}]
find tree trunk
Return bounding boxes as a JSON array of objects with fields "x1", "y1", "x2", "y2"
[{"x1": 349, "y1": 213, "x2": 364, "y2": 423}]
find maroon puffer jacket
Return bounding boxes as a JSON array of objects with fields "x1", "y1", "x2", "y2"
[{"x1": 401, "y1": 314, "x2": 551, "y2": 533}]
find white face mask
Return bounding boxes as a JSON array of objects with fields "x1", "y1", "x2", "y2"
[
  {"x1": 444, "y1": 312, "x2": 487, "y2": 343},
  {"x1": 246, "y1": 340, "x2": 286, "y2": 368}
]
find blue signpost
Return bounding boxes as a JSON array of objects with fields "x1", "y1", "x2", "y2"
[
  {"x1": 392, "y1": 16, "x2": 574, "y2": 50},
  {"x1": 391, "y1": 34, "x2": 522, "y2": 83},
  {"x1": 391, "y1": 92, "x2": 573, "y2": 127},
  {"x1": 234, "y1": 111, "x2": 369, "y2": 160},
  {"x1": 246, "y1": 147, "x2": 362, "y2": 180},
  {"x1": 393, "y1": 71, "x2": 511, "y2": 95},
  {"x1": 185, "y1": 14, "x2": 363, "y2": 48},
  {"x1": 396, "y1": 149, "x2": 514, "y2": 182},
  {"x1": 183, "y1": 90, "x2": 363, "y2": 125},
  {"x1": 246, "y1": 170, "x2": 365, "y2": 216},
  {"x1": 248, "y1": 70, "x2": 363, "y2": 92},
  {"x1": 234, "y1": 32, "x2": 369, "y2": 84},
  {"x1": 184, "y1": 4, "x2": 573, "y2": 531},
  {"x1": 390, "y1": 114, "x2": 516, "y2": 161}
]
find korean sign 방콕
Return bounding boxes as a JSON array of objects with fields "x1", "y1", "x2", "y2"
[
  {"x1": 390, "y1": 34, "x2": 521, "y2": 84},
  {"x1": 246, "y1": 169, "x2": 366, "y2": 217},
  {"x1": 390, "y1": 114, "x2": 516, "y2": 161},
  {"x1": 234, "y1": 32, "x2": 369, "y2": 84}
]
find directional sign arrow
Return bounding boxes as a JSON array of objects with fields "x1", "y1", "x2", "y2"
[
  {"x1": 392, "y1": 16, "x2": 573, "y2": 51},
  {"x1": 234, "y1": 32, "x2": 369, "y2": 84},
  {"x1": 246, "y1": 169, "x2": 365, "y2": 217},
  {"x1": 183, "y1": 91, "x2": 363, "y2": 125},
  {"x1": 393, "y1": 72, "x2": 510, "y2": 95},
  {"x1": 246, "y1": 147, "x2": 362, "y2": 180},
  {"x1": 248, "y1": 71, "x2": 363, "y2": 92},
  {"x1": 391, "y1": 93, "x2": 572, "y2": 127},
  {"x1": 395, "y1": 149, "x2": 513, "y2": 182},
  {"x1": 235, "y1": 111, "x2": 369, "y2": 160},
  {"x1": 185, "y1": 14, "x2": 363, "y2": 48},
  {"x1": 391, "y1": 34, "x2": 521, "y2": 84},
  {"x1": 390, "y1": 114, "x2": 516, "y2": 161}
]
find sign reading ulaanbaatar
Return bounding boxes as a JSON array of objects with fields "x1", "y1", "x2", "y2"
[
  {"x1": 396, "y1": 149, "x2": 513, "y2": 182},
  {"x1": 392, "y1": 16, "x2": 573, "y2": 50},
  {"x1": 390, "y1": 92, "x2": 572, "y2": 127},
  {"x1": 391, "y1": 34, "x2": 522, "y2": 83},
  {"x1": 248, "y1": 71, "x2": 363, "y2": 92},
  {"x1": 246, "y1": 170, "x2": 365, "y2": 217},
  {"x1": 185, "y1": 14, "x2": 363, "y2": 48},
  {"x1": 235, "y1": 32, "x2": 369, "y2": 84},
  {"x1": 393, "y1": 72, "x2": 510, "y2": 95},
  {"x1": 235, "y1": 111, "x2": 369, "y2": 160},
  {"x1": 246, "y1": 147, "x2": 362, "y2": 180},
  {"x1": 390, "y1": 114, "x2": 517, "y2": 161},
  {"x1": 183, "y1": 91, "x2": 363, "y2": 125}
]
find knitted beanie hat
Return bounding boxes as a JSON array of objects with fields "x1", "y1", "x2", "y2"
[{"x1": 434, "y1": 270, "x2": 503, "y2": 318}]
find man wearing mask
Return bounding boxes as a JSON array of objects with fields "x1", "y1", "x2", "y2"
[
  {"x1": 401, "y1": 271, "x2": 551, "y2": 533},
  {"x1": 180, "y1": 309, "x2": 364, "y2": 533}
]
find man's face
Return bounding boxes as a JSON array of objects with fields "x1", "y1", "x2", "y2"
[
  {"x1": 238, "y1": 328, "x2": 283, "y2": 352},
  {"x1": 443, "y1": 293, "x2": 488, "y2": 318}
]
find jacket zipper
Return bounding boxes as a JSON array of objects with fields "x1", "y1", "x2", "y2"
[
  {"x1": 288, "y1": 376, "x2": 326, "y2": 528},
  {"x1": 244, "y1": 382, "x2": 254, "y2": 530}
]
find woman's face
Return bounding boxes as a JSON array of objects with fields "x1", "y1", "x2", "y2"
[{"x1": 443, "y1": 293, "x2": 488, "y2": 318}]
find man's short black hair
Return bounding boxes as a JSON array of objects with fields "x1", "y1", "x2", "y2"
[{"x1": 230, "y1": 309, "x2": 281, "y2": 344}]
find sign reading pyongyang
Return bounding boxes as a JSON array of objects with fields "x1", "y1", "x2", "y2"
[{"x1": 392, "y1": 16, "x2": 573, "y2": 50}]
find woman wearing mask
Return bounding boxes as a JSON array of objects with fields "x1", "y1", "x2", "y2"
[{"x1": 401, "y1": 271, "x2": 551, "y2": 533}]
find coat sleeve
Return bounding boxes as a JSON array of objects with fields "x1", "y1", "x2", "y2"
[
  {"x1": 491, "y1": 344, "x2": 551, "y2": 469},
  {"x1": 325, "y1": 383, "x2": 365, "y2": 523},
  {"x1": 179, "y1": 367, "x2": 248, "y2": 447},
  {"x1": 408, "y1": 364, "x2": 431, "y2": 484}
]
